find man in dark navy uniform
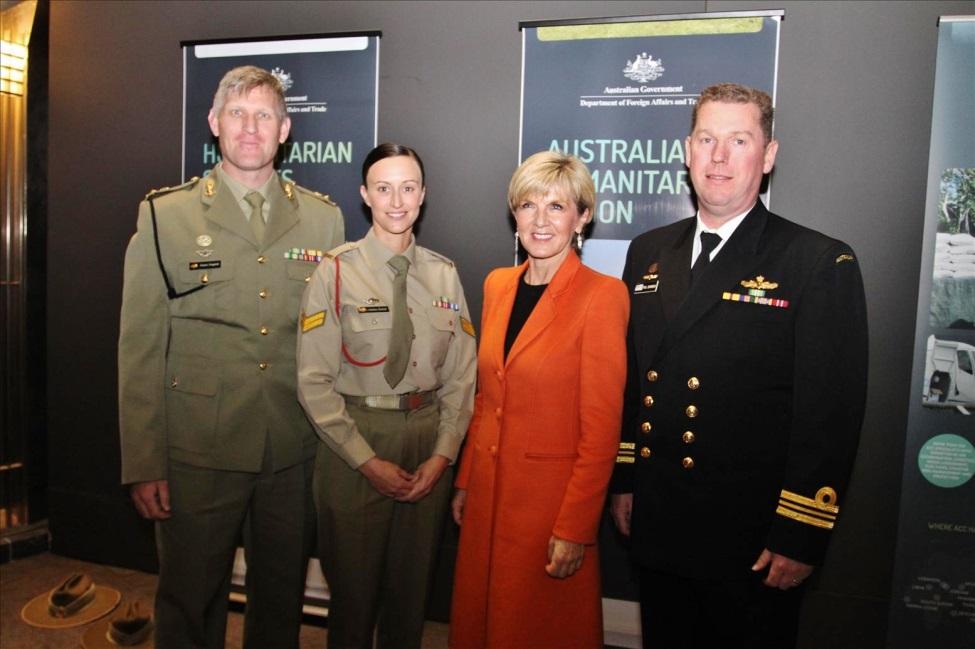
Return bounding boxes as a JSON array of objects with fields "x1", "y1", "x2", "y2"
[{"x1": 610, "y1": 83, "x2": 867, "y2": 649}]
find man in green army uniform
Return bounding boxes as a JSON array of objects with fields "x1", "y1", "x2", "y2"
[{"x1": 118, "y1": 66, "x2": 344, "y2": 649}]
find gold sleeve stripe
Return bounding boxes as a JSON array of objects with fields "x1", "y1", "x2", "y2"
[
  {"x1": 778, "y1": 500, "x2": 837, "y2": 521},
  {"x1": 776, "y1": 506, "x2": 835, "y2": 530},
  {"x1": 616, "y1": 456, "x2": 635, "y2": 464},
  {"x1": 619, "y1": 442, "x2": 636, "y2": 450},
  {"x1": 779, "y1": 488, "x2": 839, "y2": 514},
  {"x1": 461, "y1": 317, "x2": 476, "y2": 338}
]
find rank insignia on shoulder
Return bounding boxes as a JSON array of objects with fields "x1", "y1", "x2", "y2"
[
  {"x1": 836, "y1": 253, "x2": 855, "y2": 264},
  {"x1": 204, "y1": 178, "x2": 216, "y2": 197},
  {"x1": 461, "y1": 317, "x2": 476, "y2": 338},
  {"x1": 301, "y1": 310, "x2": 326, "y2": 333}
]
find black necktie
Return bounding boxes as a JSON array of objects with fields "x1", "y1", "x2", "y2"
[{"x1": 690, "y1": 232, "x2": 722, "y2": 286}]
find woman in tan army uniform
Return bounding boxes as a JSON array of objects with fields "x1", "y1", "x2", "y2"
[{"x1": 296, "y1": 143, "x2": 477, "y2": 649}]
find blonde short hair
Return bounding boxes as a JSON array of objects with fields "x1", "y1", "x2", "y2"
[
  {"x1": 507, "y1": 150, "x2": 595, "y2": 215},
  {"x1": 211, "y1": 65, "x2": 287, "y2": 119}
]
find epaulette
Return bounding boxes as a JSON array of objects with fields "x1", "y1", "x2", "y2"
[
  {"x1": 294, "y1": 184, "x2": 338, "y2": 207},
  {"x1": 144, "y1": 176, "x2": 200, "y2": 201},
  {"x1": 419, "y1": 246, "x2": 456, "y2": 268},
  {"x1": 323, "y1": 241, "x2": 358, "y2": 260}
]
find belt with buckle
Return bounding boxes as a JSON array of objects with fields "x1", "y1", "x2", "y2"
[{"x1": 342, "y1": 390, "x2": 436, "y2": 411}]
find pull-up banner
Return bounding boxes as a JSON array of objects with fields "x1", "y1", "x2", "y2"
[
  {"x1": 889, "y1": 16, "x2": 975, "y2": 648},
  {"x1": 520, "y1": 11, "x2": 782, "y2": 278},
  {"x1": 182, "y1": 33, "x2": 380, "y2": 240}
]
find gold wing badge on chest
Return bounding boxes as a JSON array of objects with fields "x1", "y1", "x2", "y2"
[
  {"x1": 722, "y1": 275, "x2": 790, "y2": 308},
  {"x1": 633, "y1": 262, "x2": 660, "y2": 294}
]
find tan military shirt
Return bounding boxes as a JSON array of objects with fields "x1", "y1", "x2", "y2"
[{"x1": 297, "y1": 229, "x2": 477, "y2": 469}]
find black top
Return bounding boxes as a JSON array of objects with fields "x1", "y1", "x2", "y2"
[{"x1": 504, "y1": 273, "x2": 548, "y2": 360}]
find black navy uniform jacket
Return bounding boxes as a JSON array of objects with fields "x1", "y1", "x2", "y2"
[{"x1": 610, "y1": 201, "x2": 868, "y2": 579}]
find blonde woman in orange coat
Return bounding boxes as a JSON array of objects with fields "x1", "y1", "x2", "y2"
[{"x1": 449, "y1": 151, "x2": 629, "y2": 648}]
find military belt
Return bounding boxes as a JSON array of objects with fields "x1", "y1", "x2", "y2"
[{"x1": 342, "y1": 390, "x2": 436, "y2": 411}]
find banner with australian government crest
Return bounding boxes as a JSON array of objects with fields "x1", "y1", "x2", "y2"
[
  {"x1": 519, "y1": 11, "x2": 782, "y2": 279},
  {"x1": 182, "y1": 33, "x2": 380, "y2": 241}
]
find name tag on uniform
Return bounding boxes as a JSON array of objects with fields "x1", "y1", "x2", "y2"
[
  {"x1": 189, "y1": 260, "x2": 221, "y2": 270},
  {"x1": 633, "y1": 280, "x2": 659, "y2": 294},
  {"x1": 357, "y1": 305, "x2": 389, "y2": 313}
]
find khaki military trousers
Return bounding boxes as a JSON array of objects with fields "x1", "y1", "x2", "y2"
[
  {"x1": 315, "y1": 402, "x2": 451, "y2": 649},
  {"x1": 154, "y1": 449, "x2": 315, "y2": 649}
]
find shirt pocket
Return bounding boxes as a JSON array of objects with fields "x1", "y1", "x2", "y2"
[
  {"x1": 426, "y1": 307, "x2": 456, "y2": 370},
  {"x1": 165, "y1": 364, "x2": 220, "y2": 454},
  {"x1": 341, "y1": 305, "x2": 392, "y2": 365},
  {"x1": 176, "y1": 259, "x2": 236, "y2": 310}
]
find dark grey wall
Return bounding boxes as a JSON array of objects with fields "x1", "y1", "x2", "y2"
[{"x1": 45, "y1": 1, "x2": 975, "y2": 647}]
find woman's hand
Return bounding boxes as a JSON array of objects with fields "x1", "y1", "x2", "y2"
[
  {"x1": 400, "y1": 455, "x2": 450, "y2": 502},
  {"x1": 359, "y1": 457, "x2": 414, "y2": 499},
  {"x1": 545, "y1": 535, "x2": 585, "y2": 579},
  {"x1": 451, "y1": 489, "x2": 467, "y2": 525}
]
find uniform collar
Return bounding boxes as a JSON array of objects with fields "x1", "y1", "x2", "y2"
[{"x1": 361, "y1": 228, "x2": 417, "y2": 272}]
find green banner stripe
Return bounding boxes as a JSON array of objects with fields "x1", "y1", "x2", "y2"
[{"x1": 538, "y1": 18, "x2": 764, "y2": 41}]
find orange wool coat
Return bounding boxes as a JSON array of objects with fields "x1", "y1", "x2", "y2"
[{"x1": 449, "y1": 253, "x2": 628, "y2": 649}]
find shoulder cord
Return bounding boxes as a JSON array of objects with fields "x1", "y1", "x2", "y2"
[
  {"x1": 334, "y1": 255, "x2": 386, "y2": 367},
  {"x1": 148, "y1": 196, "x2": 207, "y2": 300}
]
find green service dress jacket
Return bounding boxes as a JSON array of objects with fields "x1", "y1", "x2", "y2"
[{"x1": 119, "y1": 170, "x2": 344, "y2": 483}]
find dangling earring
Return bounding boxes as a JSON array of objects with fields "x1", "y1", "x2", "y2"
[
  {"x1": 576, "y1": 231, "x2": 584, "y2": 251},
  {"x1": 513, "y1": 231, "x2": 520, "y2": 266}
]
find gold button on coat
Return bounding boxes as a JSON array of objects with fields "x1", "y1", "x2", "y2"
[
  {"x1": 259, "y1": 289, "x2": 268, "y2": 298},
  {"x1": 682, "y1": 457, "x2": 694, "y2": 469},
  {"x1": 687, "y1": 377, "x2": 700, "y2": 390},
  {"x1": 640, "y1": 447, "x2": 651, "y2": 458},
  {"x1": 641, "y1": 422, "x2": 652, "y2": 433},
  {"x1": 200, "y1": 273, "x2": 209, "y2": 284},
  {"x1": 257, "y1": 255, "x2": 267, "y2": 263},
  {"x1": 643, "y1": 395, "x2": 654, "y2": 407},
  {"x1": 647, "y1": 370, "x2": 658, "y2": 381},
  {"x1": 685, "y1": 405, "x2": 698, "y2": 418},
  {"x1": 260, "y1": 326, "x2": 269, "y2": 335},
  {"x1": 682, "y1": 431, "x2": 696, "y2": 444},
  {"x1": 258, "y1": 362, "x2": 268, "y2": 370}
]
